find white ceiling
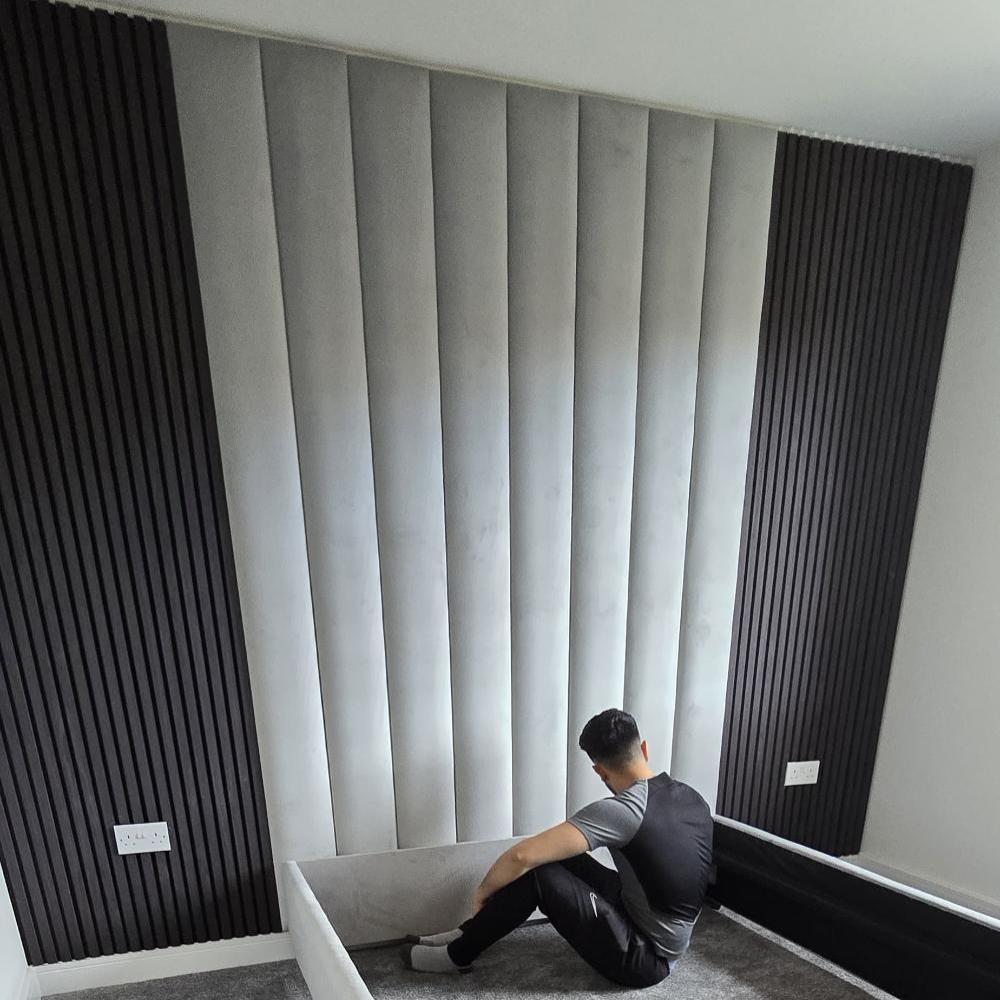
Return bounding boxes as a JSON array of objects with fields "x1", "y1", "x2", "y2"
[{"x1": 92, "y1": 0, "x2": 1000, "y2": 159}]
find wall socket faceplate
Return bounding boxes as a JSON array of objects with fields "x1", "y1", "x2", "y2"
[
  {"x1": 784, "y1": 760, "x2": 821, "y2": 786},
  {"x1": 114, "y1": 822, "x2": 171, "y2": 855}
]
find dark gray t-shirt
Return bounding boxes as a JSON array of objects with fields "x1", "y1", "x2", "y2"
[{"x1": 567, "y1": 773, "x2": 713, "y2": 961}]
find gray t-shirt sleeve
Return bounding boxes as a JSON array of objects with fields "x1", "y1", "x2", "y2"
[{"x1": 566, "y1": 780, "x2": 647, "y2": 850}]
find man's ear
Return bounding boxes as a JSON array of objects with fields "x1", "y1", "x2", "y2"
[
  {"x1": 592, "y1": 763, "x2": 608, "y2": 781},
  {"x1": 640, "y1": 739, "x2": 649, "y2": 762}
]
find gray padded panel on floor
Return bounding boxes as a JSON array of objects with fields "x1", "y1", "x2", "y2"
[
  {"x1": 299, "y1": 837, "x2": 522, "y2": 948},
  {"x1": 672, "y1": 121, "x2": 778, "y2": 808},
  {"x1": 168, "y1": 24, "x2": 337, "y2": 875},
  {"x1": 506, "y1": 85, "x2": 578, "y2": 836},
  {"x1": 623, "y1": 111, "x2": 715, "y2": 775},
  {"x1": 353, "y1": 908, "x2": 876, "y2": 999},
  {"x1": 566, "y1": 96, "x2": 649, "y2": 815},
  {"x1": 431, "y1": 72, "x2": 513, "y2": 844},
  {"x1": 261, "y1": 40, "x2": 397, "y2": 855},
  {"x1": 348, "y1": 56, "x2": 456, "y2": 849}
]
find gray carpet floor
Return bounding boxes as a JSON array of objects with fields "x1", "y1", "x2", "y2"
[
  {"x1": 352, "y1": 909, "x2": 875, "y2": 999},
  {"x1": 57, "y1": 910, "x2": 883, "y2": 999},
  {"x1": 55, "y1": 960, "x2": 309, "y2": 1000}
]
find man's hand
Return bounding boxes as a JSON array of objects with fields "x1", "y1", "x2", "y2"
[{"x1": 471, "y1": 822, "x2": 590, "y2": 916}]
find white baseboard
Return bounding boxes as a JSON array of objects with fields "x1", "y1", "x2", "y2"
[
  {"x1": 33, "y1": 933, "x2": 294, "y2": 996},
  {"x1": 14, "y1": 967, "x2": 40, "y2": 1000}
]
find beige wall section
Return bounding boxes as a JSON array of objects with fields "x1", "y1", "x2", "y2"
[
  {"x1": 861, "y1": 141, "x2": 1000, "y2": 911},
  {"x1": 168, "y1": 24, "x2": 337, "y2": 894},
  {"x1": 672, "y1": 122, "x2": 777, "y2": 809}
]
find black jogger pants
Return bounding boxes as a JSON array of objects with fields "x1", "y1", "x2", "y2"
[{"x1": 447, "y1": 854, "x2": 670, "y2": 988}]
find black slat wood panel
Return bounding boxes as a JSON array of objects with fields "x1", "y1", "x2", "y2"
[
  {"x1": 718, "y1": 133, "x2": 971, "y2": 855},
  {"x1": 0, "y1": 0, "x2": 280, "y2": 963}
]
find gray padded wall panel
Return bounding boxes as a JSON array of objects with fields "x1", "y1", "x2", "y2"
[
  {"x1": 430, "y1": 73, "x2": 514, "y2": 843},
  {"x1": 260, "y1": 41, "x2": 397, "y2": 855},
  {"x1": 672, "y1": 122, "x2": 778, "y2": 807},
  {"x1": 624, "y1": 112, "x2": 715, "y2": 775},
  {"x1": 348, "y1": 57, "x2": 457, "y2": 848},
  {"x1": 566, "y1": 97, "x2": 649, "y2": 814},
  {"x1": 168, "y1": 26, "x2": 338, "y2": 881},
  {"x1": 507, "y1": 85, "x2": 578, "y2": 835},
  {"x1": 169, "y1": 28, "x2": 779, "y2": 851}
]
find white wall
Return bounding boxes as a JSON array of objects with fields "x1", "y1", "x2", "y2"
[
  {"x1": 0, "y1": 866, "x2": 32, "y2": 1000},
  {"x1": 88, "y1": 0, "x2": 1000, "y2": 157},
  {"x1": 861, "y1": 141, "x2": 1000, "y2": 910}
]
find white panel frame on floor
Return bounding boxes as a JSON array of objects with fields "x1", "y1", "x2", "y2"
[{"x1": 285, "y1": 864, "x2": 373, "y2": 1000}]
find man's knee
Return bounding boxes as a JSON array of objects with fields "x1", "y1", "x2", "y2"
[
  {"x1": 531, "y1": 861, "x2": 572, "y2": 911},
  {"x1": 532, "y1": 861, "x2": 564, "y2": 888}
]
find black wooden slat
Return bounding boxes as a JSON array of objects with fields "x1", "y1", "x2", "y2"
[
  {"x1": 719, "y1": 134, "x2": 971, "y2": 854},
  {"x1": 149, "y1": 17, "x2": 281, "y2": 932},
  {"x1": 0, "y1": 0, "x2": 279, "y2": 963}
]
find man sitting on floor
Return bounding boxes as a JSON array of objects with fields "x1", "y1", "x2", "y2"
[{"x1": 403, "y1": 708, "x2": 714, "y2": 988}]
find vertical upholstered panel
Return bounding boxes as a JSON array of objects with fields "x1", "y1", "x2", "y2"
[
  {"x1": 566, "y1": 97, "x2": 649, "y2": 814},
  {"x1": 430, "y1": 73, "x2": 513, "y2": 842},
  {"x1": 348, "y1": 57, "x2": 457, "y2": 848},
  {"x1": 624, "y1": 112, "x2": 715, "y2": 774},
  {"x1": 672, "y1": 122, "x2": 777, "y2": 808},
  {"x1": 169, "y1": 25, "x2": 337, "y2": 881},
  {"x1": 507, "y1": 86, "x2": 578, "y2": 835},
  {"x1": 260, "y1": 41, "x2": 397, "y2": 855}
]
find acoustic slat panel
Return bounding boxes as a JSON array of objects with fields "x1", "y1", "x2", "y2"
[
  {"x1": 169, "y1": 24, "x2": 337, "y2": 875},
  {"x1": 0, "y1": 1, "x2": 279, "y2": 963},
  {"x1": 566, "y1": 97, "x2": 649, "y2": 814},
  {"x1": 718, "y1": 134, "x2": 971, "y2": 853},
  {"x1": 430, "y1": 73, "x2": 513, "y2": 843},
  {"x1": 672, "y1": 122, "x2": 778, "y2": 809},
  {"x1": 260, "y1": 41, "x2": 397, "y2": 855},
  {"x1": 348, "y1": 56, "x2": 457, "y2": 848},
  {"x1": 623, "y1": 111, "x2": 715, "y2": 774},
  {"x1": 506, "y1": 85, "x2": 578, "y2": 835}
]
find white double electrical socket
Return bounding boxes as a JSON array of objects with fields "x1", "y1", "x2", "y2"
[
  {"x1": 784, "y1": 760, "x2": 821, "y2": 787},
  {"x1": 114, "y1": 822, "x2": 171, "y2": 855}
]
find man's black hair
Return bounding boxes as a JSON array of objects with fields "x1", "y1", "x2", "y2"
[{"x1": 578, "y1": 708, "x2": 641, "y2": 768}]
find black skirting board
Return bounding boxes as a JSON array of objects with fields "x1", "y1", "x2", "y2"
[{"x1": 710, "y1": 822, "x2": 1000, "y2": 1000}]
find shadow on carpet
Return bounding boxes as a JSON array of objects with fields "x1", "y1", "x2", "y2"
[{"x1": 351, "y1": 908, "x2": 871, "y2": 999}]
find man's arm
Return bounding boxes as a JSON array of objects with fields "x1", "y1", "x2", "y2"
[{"x1": 473, "y1": 822, "x2": 589, "y2": 912}]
